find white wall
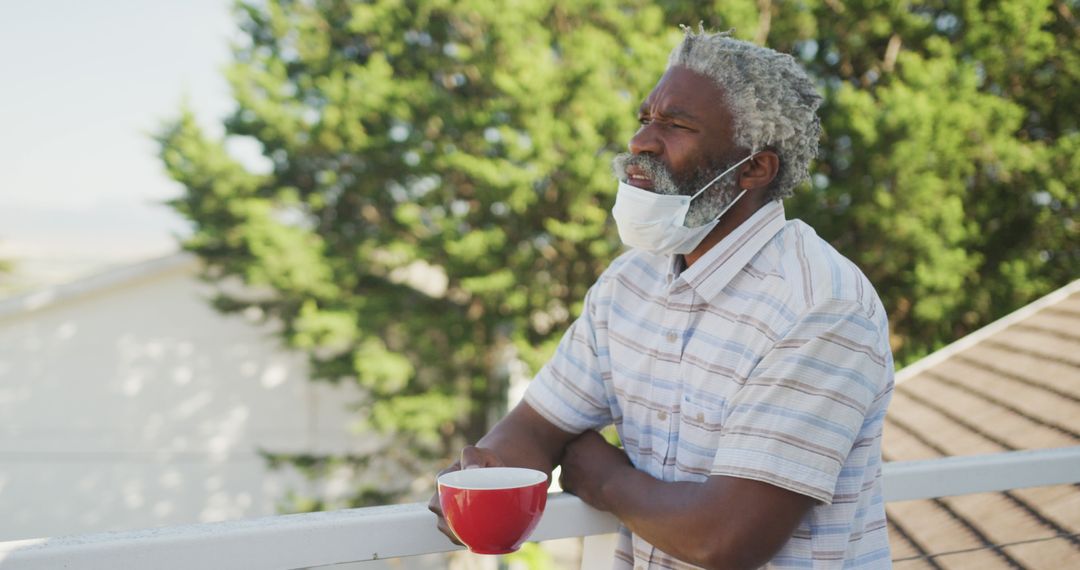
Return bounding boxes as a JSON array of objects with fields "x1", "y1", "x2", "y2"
[{"x1": 0, "y1": 255, "x2": 369, "y2": 542}]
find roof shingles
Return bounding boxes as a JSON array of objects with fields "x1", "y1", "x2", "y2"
[{"x1": 884, "y1": 283, "x2": 1080, "y2": 568}]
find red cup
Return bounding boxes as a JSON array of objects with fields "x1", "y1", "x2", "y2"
[{"x1": 437, "y1": 467, "x2": 549, "y2": 554}]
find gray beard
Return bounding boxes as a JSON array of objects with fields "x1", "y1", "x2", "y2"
[{"x1": 612, "y1": 152, "x2": 742, "y2": 228}]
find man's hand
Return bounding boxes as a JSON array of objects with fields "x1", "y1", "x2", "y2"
[
  {"x1": 558, "y1": 430, "x2": 632, "y2": 512},
  {"x1": 427, "y1": 446, "x2": 506, "y2": 545}
]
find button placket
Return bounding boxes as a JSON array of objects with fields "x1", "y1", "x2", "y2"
[
  {"x1": 648, "y1": 286, "x2": 682, "y2": 481},
  {"x1": 658, "y1": 283, "x2": 696, "y2": 481}
]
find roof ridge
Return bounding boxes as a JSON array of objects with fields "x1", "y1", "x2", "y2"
[
  {"x1": 0, "y1": 252, "x2": 198, "y2": 320},
  {"x1": 896, "y1": 279, "x2": 1080, "y2": 384}
]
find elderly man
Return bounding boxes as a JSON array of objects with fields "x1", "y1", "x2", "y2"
[{"x1": 431, "y1": 28, "x2": 893, "y2": 569}]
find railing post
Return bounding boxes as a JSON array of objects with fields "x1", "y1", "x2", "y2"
[{"x1": 580, "y1": 533, "x2": 618, "y2": 569}]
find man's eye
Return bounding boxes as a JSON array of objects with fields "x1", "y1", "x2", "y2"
[{"x1": 638, "y1": 117, "x2": 651, "y2": 125}]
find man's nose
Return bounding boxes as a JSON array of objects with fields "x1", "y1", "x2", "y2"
[{"x1": 628, "y1": 125, "x2": 661, "y2": 155}]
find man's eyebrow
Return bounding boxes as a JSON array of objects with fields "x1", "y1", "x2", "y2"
[
  {"x1": 662, "y1": 107, "x2": 699, "y2": 121},
  {"x1": 637, "y1": 103, "x2": 700, "y2": 122}
]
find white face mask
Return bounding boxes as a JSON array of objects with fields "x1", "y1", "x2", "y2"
[{"x1": 612, "y1": 153, "x2": 755, "y2": 255}]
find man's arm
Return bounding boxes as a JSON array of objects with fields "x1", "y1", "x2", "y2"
[
  {"x1": 471, "y1": 400, "x2": 578, "y2": 473},
  {"x1": 560, "y1": 430, "x2": 815, "y2": 570},
  {"x1": 428, "y1": 401, "x2": 578, "y2": 544}
]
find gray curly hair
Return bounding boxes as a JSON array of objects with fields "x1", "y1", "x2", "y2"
[{"x1": 669, "y1": 28, "x2": 823, "y2": 200}]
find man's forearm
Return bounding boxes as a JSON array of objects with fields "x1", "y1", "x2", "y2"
[
  {"x1": 591, "y1": 463, "x2": 812, "y2": 570},
  {"x1": 599, "y1": 468, "x2": 741, "y2": 568},
  {"x1": 473, "y1": 401, "x2": 577, "y2": 476}
]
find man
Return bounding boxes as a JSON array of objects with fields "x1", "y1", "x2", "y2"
[{"x1": 431, "y1": 28, "x2": 894, "y2": 569}]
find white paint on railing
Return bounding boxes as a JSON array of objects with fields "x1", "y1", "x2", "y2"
[
  {"x1": 882, "y1": 446, "x2": 1080, "y2": 502},
  {"x1": 0, "y1": 492, "x2": 618, "y2": 570},
  {"x1": 2, "y1": 447, "x2": 1078, "y2": 569}
]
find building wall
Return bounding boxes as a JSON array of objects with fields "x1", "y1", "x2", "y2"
[{"x1": 0, "y1": 256, "x2": 368, "y2": 542}]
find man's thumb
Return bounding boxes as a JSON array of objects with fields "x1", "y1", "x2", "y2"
[{"x1": 460, "y1": 446, "x2": 503, "y2": 469}]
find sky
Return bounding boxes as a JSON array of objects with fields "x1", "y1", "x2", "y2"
[{"x1": 0, "y1": 0, "x2": 237, "y2": 287}]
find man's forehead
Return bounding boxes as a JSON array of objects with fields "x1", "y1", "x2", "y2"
[{"x1": 640, "y1": 66, "x2": 726, "y2": 116}]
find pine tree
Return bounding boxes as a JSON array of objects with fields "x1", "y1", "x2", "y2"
[{"x1": 158, "y1": 0, "x2": 676, "y2": 506}]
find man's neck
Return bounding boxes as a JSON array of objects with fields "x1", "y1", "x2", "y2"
[{"x1": 682, "y1": 196, "x2": 770, "y2": 268}]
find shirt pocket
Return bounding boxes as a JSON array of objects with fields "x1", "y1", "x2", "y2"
[{"x1": 674, "y1": 394, "x2": 727, "y2": 482}]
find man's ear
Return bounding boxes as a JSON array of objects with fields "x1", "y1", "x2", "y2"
[{"x1": 738, "y1": 150, "x2": 780, "y2": 191}]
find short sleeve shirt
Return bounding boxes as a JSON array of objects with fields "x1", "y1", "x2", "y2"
[{"x1": 524, "y1": 200, "x2": 894, "y2": 569}]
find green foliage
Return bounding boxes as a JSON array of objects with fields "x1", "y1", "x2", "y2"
[
  {"x1": 0, "y1": 255, "x2": 14, "y2": 296},
  {"x1": 158, "y1": 0, "x2": 678, "y2": 507},
  {"x1": 665, "y1": 0, "x2": 1078, "y2": 363},
  {"x1": 502, "y1": 542, "x2": 556, "y2": 569},
  {"x1": 160, "y1": 0, "x2": 1078, "y2": 510}
]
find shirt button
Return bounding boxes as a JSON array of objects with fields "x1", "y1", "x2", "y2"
[
  {"x1": 666, "y1": 331, "x2": 678, "y2": 342},
  {"x1": 696, "y1": 412, "x2": 705, "y2": 422},
  {"x1": 657, "y1": 411, "x2": 668, "y2": 421}
]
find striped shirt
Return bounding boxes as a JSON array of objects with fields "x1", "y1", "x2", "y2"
[{"x1": 525, "y1": 200, "x2": 894, "y2": 569}]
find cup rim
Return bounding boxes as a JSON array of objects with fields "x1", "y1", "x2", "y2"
[{"x1": 437, "y1": 466, "x2": 547, "y2": 490}]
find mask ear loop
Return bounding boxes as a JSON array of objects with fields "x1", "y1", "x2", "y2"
[
  {"x1": 688, "y1": 152, "x2": 758, "y2": 201},
  {"x1": 691, "y1": 152, "x2": 758, "y2": 224},
  {"x1": 710, "y1": 188, "x2": 748, "y2": 223}
]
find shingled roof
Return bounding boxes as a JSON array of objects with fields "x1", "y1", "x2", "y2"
[{"x1": 883, "y1": 279, "x2": 1080, "y2": 568}]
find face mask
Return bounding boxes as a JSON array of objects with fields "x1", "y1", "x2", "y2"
[{"x1": 612, "y1": 153, "x2": 755, "y2": 255}]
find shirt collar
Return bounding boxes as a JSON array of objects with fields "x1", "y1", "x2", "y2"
[{"x1": 673, "y1": 199, "x2": 787, "y2": 302}]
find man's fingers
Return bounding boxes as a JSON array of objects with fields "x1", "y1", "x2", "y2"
[
  {"x1": 427, "y1": 493, "x2": 442, "y2": 516},
  {"x1": 429, "y1": 460, "x2": 460, "y2": 512},
  {"x1": 429, "y1": 487, "x2": 462, "y2": 545},
  {"x1": 430, "y1": 459, "x2": 460, "y2": 544},
  {"x1": 437, "y1": 460, "x2": 463, "y2": 478},
  {"x1": 431, "y1": 460, "x2": 461, "y2": 504},
  {"x1": 437, "y1": 518, "x2": 463, "y2": 546},
  {"x1": 430, "y1": 499, "x2": 462, "y2": 546}
]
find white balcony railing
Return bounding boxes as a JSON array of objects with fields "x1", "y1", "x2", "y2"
[{"x1": 2, "y1": 446, "x2": 1079, "y2": 570}]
